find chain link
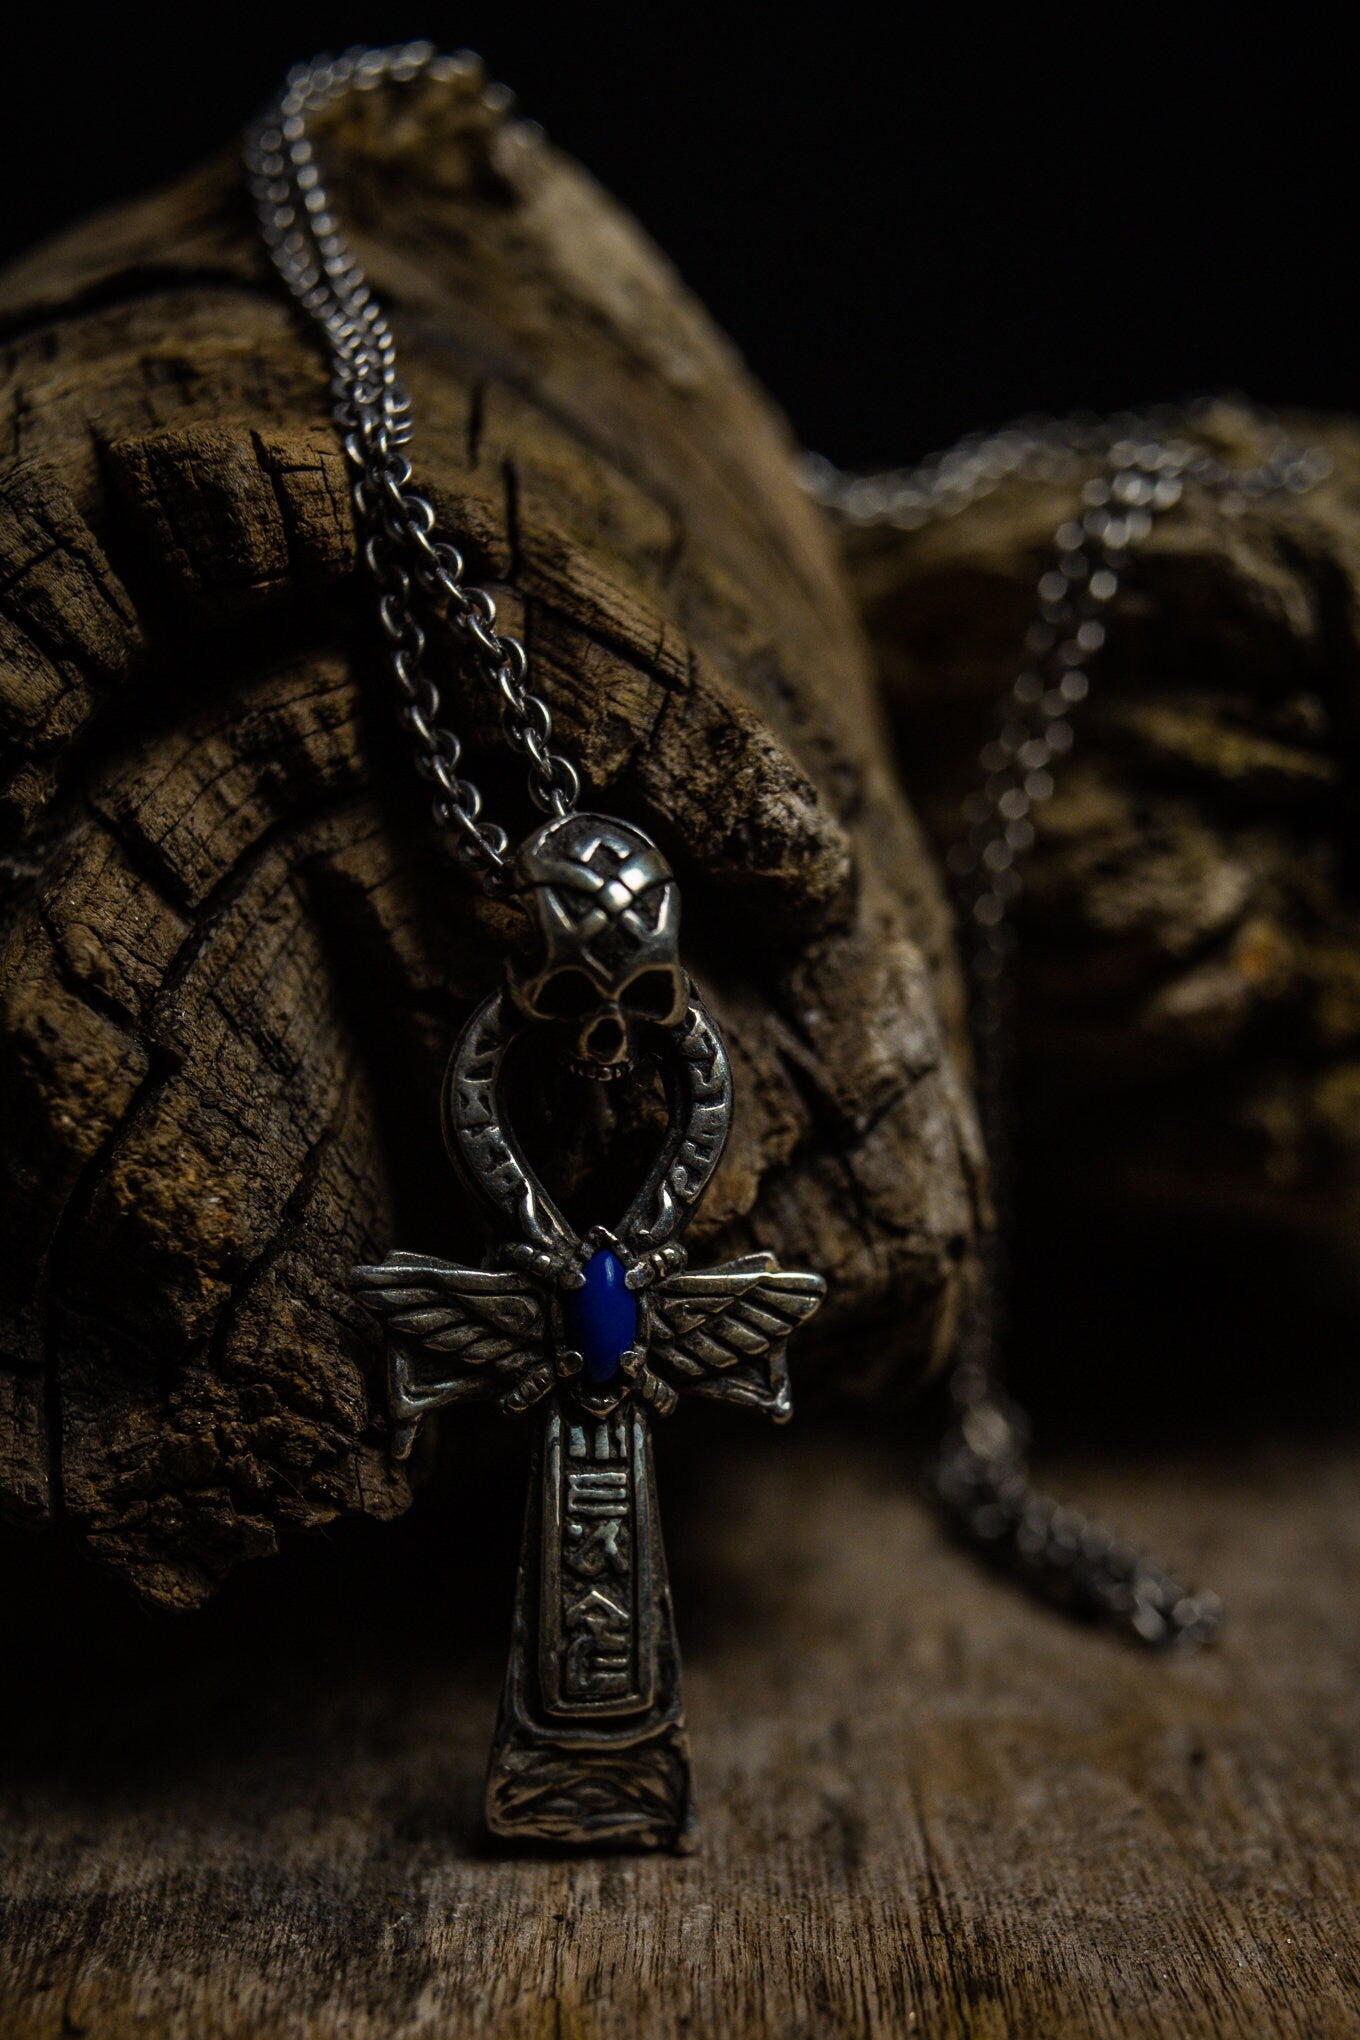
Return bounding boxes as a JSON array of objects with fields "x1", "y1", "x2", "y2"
[
  {"x1": 245, "y1": 43, "x2": 581, "y2": 880},
  {"x1": 247, "y1": 52, "x2": 1330, "y2": 1643},
  {"x1": 810, "y1": 404, "x2": 1330, "y2": 1647}
]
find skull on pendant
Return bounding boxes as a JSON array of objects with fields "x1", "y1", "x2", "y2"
[{"x1": 507, "y1": 813, "x2": 689, "y2": 1079}]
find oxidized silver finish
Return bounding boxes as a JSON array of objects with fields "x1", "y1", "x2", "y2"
[
  {"x1": 355, "y1": 817, "x2": 825, "y2": 1848},
  {"x1": 508, "y1": 812, "x2": 688, "y2": 1080},
  {"x1": 809, "y1": 405, "x2": 1329, "y2": 1648}
]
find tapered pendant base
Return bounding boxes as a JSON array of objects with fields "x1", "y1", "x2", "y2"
[
  {"x1": 484, "y1": 1709, "x2": 693, "y2": 1850},
  {"x1": 485, "y1": 1401, "x2": 693, "y2": 1850}
]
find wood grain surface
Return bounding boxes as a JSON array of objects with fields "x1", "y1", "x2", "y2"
[{"x1": 3, "y1": 1404, "x2": 1357, "y2": 2039}]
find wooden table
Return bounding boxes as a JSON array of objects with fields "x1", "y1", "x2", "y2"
[{"x1": 3, "y1": 1415, "x2": 1358, "y2": 2038}]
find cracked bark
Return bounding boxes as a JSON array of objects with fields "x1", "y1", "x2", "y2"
[{"x1": 0, "y1": 83, "x2": 978, "y2": 1607}]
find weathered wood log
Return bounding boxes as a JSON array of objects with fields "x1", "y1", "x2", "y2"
[
  {"x1": 0, "y1": 76, "x2": 980, "y2": 1609},
  {"x1": 839, "y1": 409, "x2": 1360, "y2": 1252}
]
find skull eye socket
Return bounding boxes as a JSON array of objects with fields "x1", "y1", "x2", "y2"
[
  {"x1": 624, "y1": 968, "x2": 681, "y2": 1021},
  {"x1": 536, "y1": 968, "x2": 601, "y2": 1021}
]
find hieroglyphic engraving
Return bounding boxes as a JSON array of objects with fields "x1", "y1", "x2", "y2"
[
  {"x1": 621, "y1": 1002, "x2": 733, "y2": 1249},
  {"x1": 445, "y1": 994, "x2": 571, "y2": 1253},
  {"x1": 540, "y1": 1408, "x2": 654, "y2": 1716}
]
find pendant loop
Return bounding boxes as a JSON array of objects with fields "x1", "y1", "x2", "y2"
[{"x1": 441, "y1": 990, "x2": 734, "y2": 1257}]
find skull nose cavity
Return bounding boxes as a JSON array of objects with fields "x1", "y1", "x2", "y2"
[{"x1": 583, "y1": 1011, "x2": 627, "y2": 1062}]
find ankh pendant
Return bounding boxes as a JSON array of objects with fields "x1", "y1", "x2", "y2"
[{"x1": 354, "y1": 814, "x2": 825, "y2": 1849}]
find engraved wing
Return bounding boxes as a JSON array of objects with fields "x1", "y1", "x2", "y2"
[
  {"x1": 352, "y1": 1251, "x2": 548, "y2": 1456},
  {"x1": 648, "y1": 1252, "x2": 826, "y2": 1421}
]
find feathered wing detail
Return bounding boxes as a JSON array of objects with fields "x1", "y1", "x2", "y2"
[
  {"x1": 647, "y1": 1252, "x2": 826, "y2": 1421},
  {"x1": 352, "y1": 1252, "x2": 547, "y2": 1456}
]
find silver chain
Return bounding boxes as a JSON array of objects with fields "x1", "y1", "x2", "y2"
[
  {"x1": 245, "y1": 51, "x2": 1330, "y2": 1644},
  {"x1": 245, "y1": 43, "x2": 581, "y2": 881},
  {"x1": 809, "y1": 406, "x2": 1330, "y2": 1646}
]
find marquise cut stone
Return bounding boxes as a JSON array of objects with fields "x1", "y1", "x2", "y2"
[{"x1": 568, "y1": 1248, "x2": 638, "y2": 1385}]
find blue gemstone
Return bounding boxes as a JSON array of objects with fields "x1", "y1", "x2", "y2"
[{"x1": 568, "y1": 1249, "x2": 638, "y2": 1386}]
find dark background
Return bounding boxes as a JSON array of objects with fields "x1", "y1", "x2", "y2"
[{"x1": 0, "y1": 6, "x2": 1350, "y2": 464}]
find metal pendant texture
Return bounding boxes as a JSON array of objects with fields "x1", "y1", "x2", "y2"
[{"x1": 354, "y1": 813, "x2": 826, "y2": 1849}]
